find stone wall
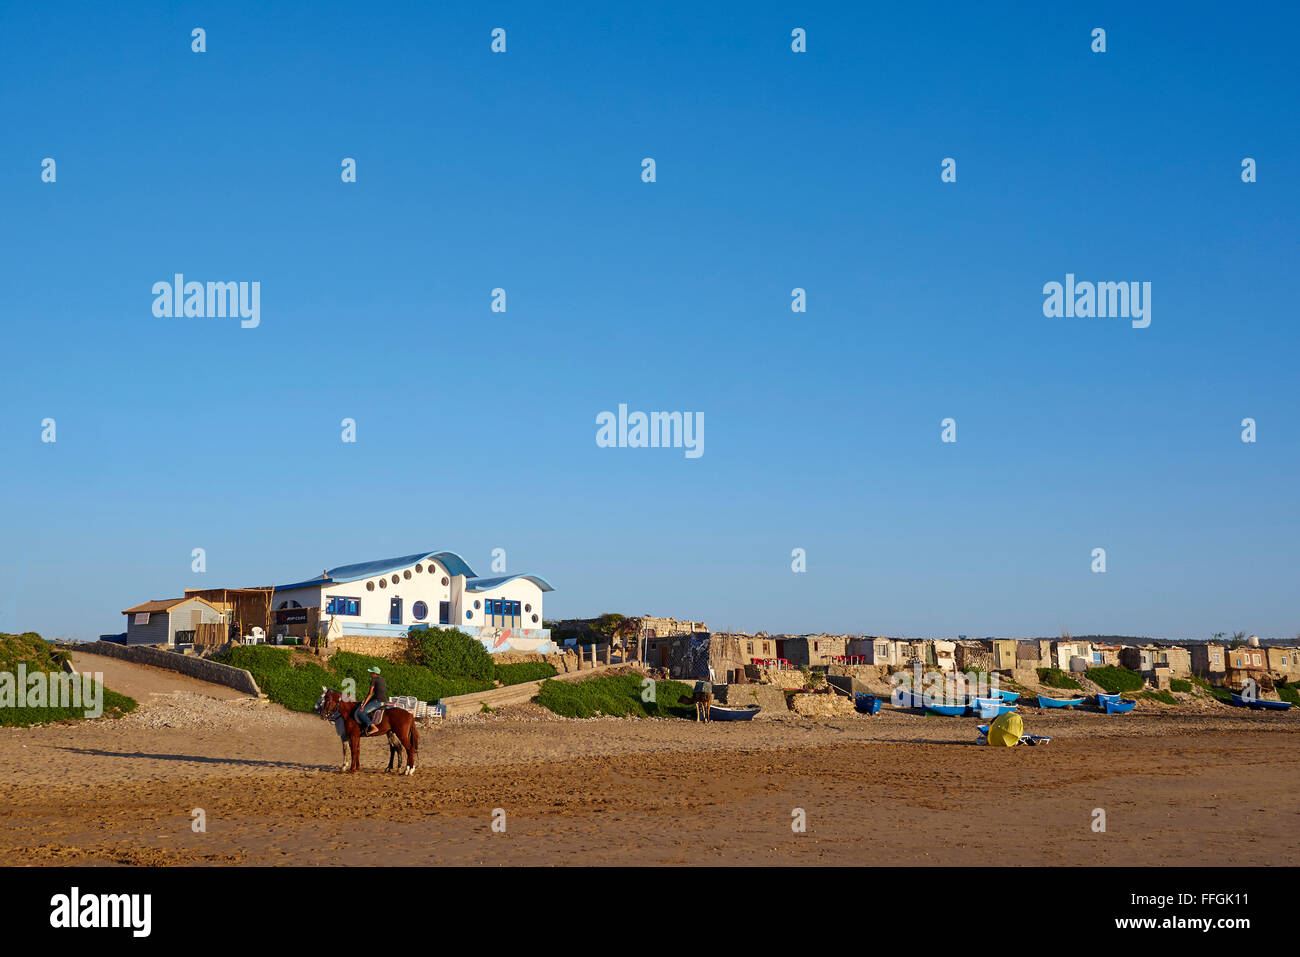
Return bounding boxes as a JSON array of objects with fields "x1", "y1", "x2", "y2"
[
  {"x1": 334, "y1": 635, "x2": 408, "y2": 660},
  {"x1": 74, "y1": 641, "x2": 261, "y2": 696},
  {"x1": 714, "y1": 683, "x2": 789, "y2": 716},
  {"x1": 789, "y1": 689, "x2": 855, "y2": 717}
]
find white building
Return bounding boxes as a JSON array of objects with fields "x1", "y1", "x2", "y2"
[{"x1": 272, "y1": 549, "x2": 555, "y2": 654}]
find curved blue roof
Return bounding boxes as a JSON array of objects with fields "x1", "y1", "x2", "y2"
[
  {"x1": 465, "y1": 573, "x2": 555, "y2": 593},
  {"x1": 276, "y1": 550, "x2": 477, "y2": 591}
]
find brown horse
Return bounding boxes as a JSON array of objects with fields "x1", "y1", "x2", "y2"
[{"x1": 316, "y1": 688, "x2": 419, "y2": 774}]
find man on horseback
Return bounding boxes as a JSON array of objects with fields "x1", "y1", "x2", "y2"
[{"x1": 356, "y1": 666, "x2": 388, "y2": 736}]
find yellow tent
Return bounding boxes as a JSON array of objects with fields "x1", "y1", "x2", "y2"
[{"x1": 987, "y1": 711, "x2": 1024, "y2": 747}]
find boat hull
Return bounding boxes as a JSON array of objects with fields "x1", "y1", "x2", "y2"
[
  {"x1": 854, "y1": 693, "x2": 883, "y2": 715},
  {"x1": 1102, "y1": 697, "x2": 1136, "y2": 714},
  {"x1": 708, "y1": 705, "x2": 761, "y2": 721},
  {"x1": 1037, "y1": 695, "x2": 1084, "y2": 709}
]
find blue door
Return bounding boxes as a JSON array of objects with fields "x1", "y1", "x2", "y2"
[{"x1": 390, "y1": 597, "x2": 402, "y2": 624}]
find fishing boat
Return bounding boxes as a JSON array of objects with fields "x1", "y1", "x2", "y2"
[
  {"x1": 968, "y1": 698, "x2": 1018, "y2": 719},
  {"x1": 925, "y1": 703, "x2": 968, "y2": 717},
  {"x1": 708, "y1": 704, "x2": 761, "y2": 721},
  {"x1": 1037, "y1": 694, "x2": 1085, "y2": 709},
  {"x1": 854, "y1": 693, "x2": 883, "y2": 715},
  {"x1": 1101, "y1": 696, "x2": 1136, "y2": 714},
  {"x1": 1231, "y1": 693, "x2": 1292, "y2": 711},
  {"x1": 1095, "y1": 692, "x2": 1122, "y2": 705},
  {"x1": 988, "y1": 689, "x2": 1020, "y2": 703}
]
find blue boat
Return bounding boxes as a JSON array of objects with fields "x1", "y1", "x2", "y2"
[
  {"x1": 925, "y1": 703, "x2": 968, "y2": 717},
  {"x1": 1231, "y1": 693, "x2": 1292, "y2": 711},
  {"x1": 1102, "y1": 696, "x2": 1136, "y2": 714},
  {"x1": 708, "y1": 704, "x2": 761, "y2": 721},
  {"x1": 1037, "y1": 694, "x2": 1084, "y2": 709},
  {"x1": 1095, "y1": 692, "x2": 1122, "y2": 705},
  {"x1": 854, "y1": 693, "x2": 883, "y2": 715},
  {"x1": 968, "y1": 698, "x2": 1018, "y2": 719},
  {"x1": 988, "y1": 689, "x2": 1020, "y2": 703}
]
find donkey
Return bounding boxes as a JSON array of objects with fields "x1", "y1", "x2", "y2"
[
  {"x1": 315, "y1": 687, "x2": 419, "y2": 774},
  {"x1": 678, "y1": 689, "x2": 712, "y2": 723}
]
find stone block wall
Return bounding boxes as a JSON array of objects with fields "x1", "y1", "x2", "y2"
[{"x1": 74, "y1": 641, "x2": 261, "y2": 696}]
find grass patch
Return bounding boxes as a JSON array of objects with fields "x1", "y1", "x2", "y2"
[
  {"x1": 496, "y1": 661, "x2": 558, "y2": 686},
  {"x1": 1169, "y1": 678, "x2": 1193, "y2": 693},
  {"x1": 1087, "y1": 666, "x2": 1144, "y2": 694},
  {"x1": 1142, "y1": 690, "x2": 1177, "y2": 705},
  {"x1": 0, "y1": 632, "x2": 137, "y2": 726},
  {"x1": 533, "y1": 674, "x2": 694, "y2": 719},
  {"x1": 214, "y1": 645, "x2": 493, "y2": 712},
  {"x1": 1189, "y1": 675, "x2": 1234, "y2": 703},
  {"x1": 1037, "y1": 668, "x2": 1082, "y2": 690}
]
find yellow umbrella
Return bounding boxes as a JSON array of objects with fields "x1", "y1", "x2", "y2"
[{"x1": 987, "y1": 711, "x2": 1024, "y2": 747}]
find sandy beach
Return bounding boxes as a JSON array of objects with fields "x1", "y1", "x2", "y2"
[{"x1": 1, "y1": 654, "x2": 1296, "y2": 866}]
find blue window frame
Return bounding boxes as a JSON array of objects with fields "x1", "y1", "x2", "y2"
[
  {"x1": 412, "y1": 601, "x2": 428, "y2": 621},
  {"x1": 326, "y1": 596, "x2": 361, "y2": 616},
  {"x1": 390, "y1": 597, "x2": 402, "y2": 624},
  {"x1": 439, "y1": 601, "x2": 451, "y2": 624}
]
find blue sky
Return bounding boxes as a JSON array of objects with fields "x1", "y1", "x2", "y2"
[{"x1": 2, "y1": 1, "x2": 1297, "y2": 641}]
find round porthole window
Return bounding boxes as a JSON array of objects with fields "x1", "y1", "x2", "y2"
[
  {"x1": 413, "y1": 601, "x2": 428, "y2": 621},
  {"x1": 473, "y1": 600, "x2": 481, "y2": 609},
  {"x1": 524, "y1": 604, "x2": 531, "y2": 613},
  {"x1": 391, "y1": 574, "x2": 400, "y2": 585},
  {"x1": 466, "y1": 610, "x2": 473, "y2": 620},
  {"x1": 415, "y1": 564, "x2": 423, "y2": 573},
  {"x1": 441, "y1": 576, "x2": 449, "y2": 586},
  {"x1": 403, "y1": 570, "x2": 412, "y2": 580},
  {"x1": 531, "y1": 614, "x2": 539, "y2": 624},
  {"x1": 366, "y1": 581, "x2": 375, "y2": 591},
  {"x1": 379, "y1": 578, "x2": 387, "y2": 588}
]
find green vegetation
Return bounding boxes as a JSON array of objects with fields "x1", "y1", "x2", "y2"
[
  {"x1": 0, "y1": 632, "x2": 137, "y2": 726},
  {"x1": 1087, "y1": 666, "x2": 1144, "y2": 694},
  {"x1": 1037, "y1": 668, "x2": 1083, "y2": 690},
  {"x1": 215, "y1": 645, "x2": 493, "y2": 712},
  {"x1": 1190, "y1": 676, "x2": 1234, "y2": 704},
  {"x1": 1142, "y1": 690, "x2": 1177, "y2": 705},
  {"x1": 496, "y1": 661, "x2": 558, "y2": 685},
  {"x1": 1276, "y1": 684, "x2": 1300, "y2": 706},
  {"x1": 407, "y1": 627, "x2": 496, "y2": 681},
  {"x1": 1169, "y1": 678, "x2": 1193, "y2": 694},
  {"x1": 533, "y1": 673, "x2": 694, "y2": 719}
]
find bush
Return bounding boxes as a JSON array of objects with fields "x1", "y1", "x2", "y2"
[
  {"x1": 1037, "y1": 668, "x2": 1082, "y2": 690},
  {"x1": 1169, "y1": 678, "x2": 1192, "y2": 693},
  {"x1": 1276, "y1": 684, "x2": 1300, "y2": 706},
  {"x1": 496, "y1": 661, "x2": 558, "y2": 685},
  {"x1": 1088, "y1": 666, "x2": 1144, "y2": 694},
  {"x1": 408, "y1": 628, "x2": 496, "y2": 681},
  {"x1": 214, "y1": 645, "x2": 493, "y2": 712},
  {"x1": 0, "y1": 632, "x2": 137, "y2": 726},
  {"x1": 534, "y1": 674, "x2": 694, "y2": 719},
  {"x1": 1142, "y1": 690, "x2": 1177, "y2": 705}
]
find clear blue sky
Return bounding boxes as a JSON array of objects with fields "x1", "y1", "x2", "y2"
[{"x1": 2, "y1": 1, "x2": 1297, "y2": 642}]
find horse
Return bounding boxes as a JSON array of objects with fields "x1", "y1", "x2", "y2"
[
  {"x1": 678, "y1": 690, "x2": 712, "y2": 722},
  {"x1": 315, "y1": 687, "x2": 419, "y2": 775},
  {"x1": 316, "y1": 698, "x2": 407, "y2": 772}
]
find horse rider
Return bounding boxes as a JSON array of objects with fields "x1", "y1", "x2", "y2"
[{"x1": 356, "y1": 665, "x2": 388, "y2": 736}]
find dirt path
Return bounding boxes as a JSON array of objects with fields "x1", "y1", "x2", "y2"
[
  {"x1": 71, "y1": 651, "x2": 250, "y2": 706},
  {"x1": 2, "y1": 689, "x2": 1297, "y2": 865}
]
